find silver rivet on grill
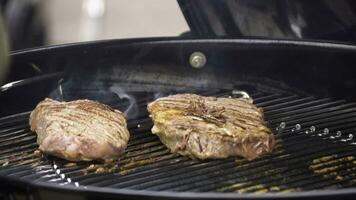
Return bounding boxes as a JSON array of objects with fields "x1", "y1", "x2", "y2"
[
  {"x1": 348, "y1": 133, "x2": 354, "y2": 140},
  {"x1": 305, "y1": 130, "x2": 310, "y2": 134},
  {"x1": 53, "y1": 164, "x2": 57, "y2": 170},
  {"x1": 280, "y1": 122, "x2": 286, "y2": 129},
  {"x1": 189, "y1": 51, "x2": 206, "y2": 69},
  {"x1": 74, "y1": 182, "x2": 80, "y2": 187},
  {"x1": 67, "y1": 178, "x2": 72, "y2": 183},
  {"x1": 56, "y1": 169, "x2": 60, "y2": 174},
  {"x1": 295, "y1": 124, "x2": 301, "y2": 130},
  {"x1": 336, "y1": 131, "x2": 342, "y2": 137},
  {"x1": 310, "y1": 126, "x2": 316, "y2": 133},
  {"x1": 60, "y1": 174, "x2": 65, "y2": 179},
  {"x1": 341, "y1": 133, "x2": 354, "y2": 142},
  {"x1": 323, "y1": 128, "x2": 329, "y2": 135},
  {"x1": 276, "y1": 122, "x2": 286, "y2": 132}
]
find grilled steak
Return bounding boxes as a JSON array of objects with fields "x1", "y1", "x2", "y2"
[
  {"x1": 147, "y1": 94, "x2": 275, "y2": 160},
  {"x1": 29, "y1": 98, "x2": 130, "y2": 161}
]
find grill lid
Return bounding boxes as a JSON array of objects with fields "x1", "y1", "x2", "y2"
[{"x1": 178, "y1": 0, "x2": 356, "y2": 42}]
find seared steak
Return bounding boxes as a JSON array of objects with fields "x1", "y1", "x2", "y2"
[
  {"x1": 29, "y1": 98, "x2": 130, "y2": 161},
  {"x1": 147, "y1": 94, "x2": 274, "y2": 160}
]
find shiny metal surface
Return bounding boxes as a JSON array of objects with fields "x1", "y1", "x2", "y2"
[
  {"x1": 189, "y1": 51, "x2": 206, "y2": 68},
  {"x1": 0, "y1": 8, "x2": 9, "y2": 84}
]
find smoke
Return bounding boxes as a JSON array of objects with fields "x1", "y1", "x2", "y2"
[
  {"x1": 44, "y1": 60, "x2": 238, "y2": 122},
  {"x1": 48, "y1": 78, "x2": 65, "y2": 101},
  {"x1": 110, "y1": 84, "x2": 138, "y2": 120},
  {"x1": 153, "y1": 92, "x2": 165, "y2": 100},
  {"x1": 48, "y1": 80, "x2": 139, "y2": 120}
]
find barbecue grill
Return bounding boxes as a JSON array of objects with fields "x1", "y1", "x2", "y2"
[{"x1": 1, "y1": 38, "x2": 356, "y2": 199}]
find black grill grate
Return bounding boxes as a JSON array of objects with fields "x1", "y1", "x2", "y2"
[{"x1": 0, "y1": 90, "x2": 356, "y2": 194}]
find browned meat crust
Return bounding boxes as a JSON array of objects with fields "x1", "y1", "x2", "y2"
[
  {"x1": 29, "y1": 98, "x2": 130, "y2": 161},
  {"x1": 147, "y1": 94, "x2": 275, "y2": 160}
]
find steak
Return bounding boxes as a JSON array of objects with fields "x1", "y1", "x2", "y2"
[
  {"x1": 147, "y1": 94, "x2": 275, "y2": 160},
  {"x1": 29, "y1": 98, "x2": 130, "y2": 161}
]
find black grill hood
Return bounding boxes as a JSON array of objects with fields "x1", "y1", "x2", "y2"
[{"x1": 178, "y1": 0, "x2": 356, "y2": 43}]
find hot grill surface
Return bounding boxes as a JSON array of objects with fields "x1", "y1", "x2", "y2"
[{"x1": 1, "y1": 87, "x2": 356, "y2": 194}]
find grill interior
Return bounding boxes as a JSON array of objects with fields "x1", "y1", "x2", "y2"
[{"x1": 1, "y1": 83, "x2": 356, "y2": 195}]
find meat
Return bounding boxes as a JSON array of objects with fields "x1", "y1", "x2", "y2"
[
  {"x1": 29, "y1": 98, "x2": 130, "y2": 161},
  {"x1": 147, "y1": 94, "x2": 275, "y2": 160}
]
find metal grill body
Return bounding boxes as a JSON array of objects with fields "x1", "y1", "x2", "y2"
[
  {"x1": 1, "y1": 87, "x2": 355, "y2": 197},
  {"x1": 2, "y1": 38, "x2": 356, "y2": 199}
]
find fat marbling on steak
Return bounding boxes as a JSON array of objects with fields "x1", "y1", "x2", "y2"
[
  {"x1": 147, "y1": 94, "x2": 275, "y2": 160},
  {"x1": 29, "y1": 98, "x2": 130, "y2": 161}
]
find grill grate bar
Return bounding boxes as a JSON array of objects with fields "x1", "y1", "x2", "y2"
[
  {"x1": 68, "y1": 146, "x2": 172, "y2": 177},
  {"x1": 262, "y1": 96, "x2": 317, "y2": 110},
  {"x1": 267, "y1": 101, "x2": 347, "y2": 122},
  {"x1": 0, "y1": 111, "x2": 31, "y2": 123},
  {"x1": 0, "y1": 159, "x2": 48, "y2": 176},
  {"x1": 268, "y1": 102, "x2": 356, "y2": 123},
  {"x1": 188, "y1": 149, "x2": 356, "y2": 192},
  {"x1": 266, "y1": 99, "x2": 344, "y2": 116},
  {"x1": 256, "y1": 95, "x2": 300, "y2": 107},
  {"x1": 252, "y1": 94, "x2": 284, "y2": 102},
  {"x1": 1, "y1": 91, "x2": 356, "y2": 194},
  {"x1": 92, "y1": 157, "x2": 194, "y2": 187},
  {"x1": 85, "y1": 130, "x2": 350, "y2": 190},
  {"x1": 77, "y1": 153, "x2": 182, "y2": 185},
  {"x1": 125, "y1": 136, "x2": 355, "y2": 191},
  {"x1": 0, "y1": 143, "x2": 38, "y2": 157},
  {"x1": 0, "y1": 130, "x2": 32, "y2": 143},
  {"x1": 7, "y1": 162, "x2": 52, "y2": 178},
  {"x1": 0, "y1": 124, "x2": 29, "y2": 135},
  {"x1": 0, "y1": 133, "x2": 35, "y2": 148},
  {"x1": 71, "y1": 149, "x2": 175, "y2": 183},
  {"x1": 127, "y1": 114, "x2": 354, "y2": 191}
]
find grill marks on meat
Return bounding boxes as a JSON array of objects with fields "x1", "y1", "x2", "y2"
[
  {"x1": 147, "y1": 94, "x2": 275, "y2": 160},
  {"x1": 29, "y1": 98, "x2": 130, "y2": 161}
]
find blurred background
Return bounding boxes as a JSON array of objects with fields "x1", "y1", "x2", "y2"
[
  {"x1": 3, "y1": 0, "x2": 356, "y2": 52},
  {"x1": 0, "y1": 0, "x2": 190, "y2": 51}
]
